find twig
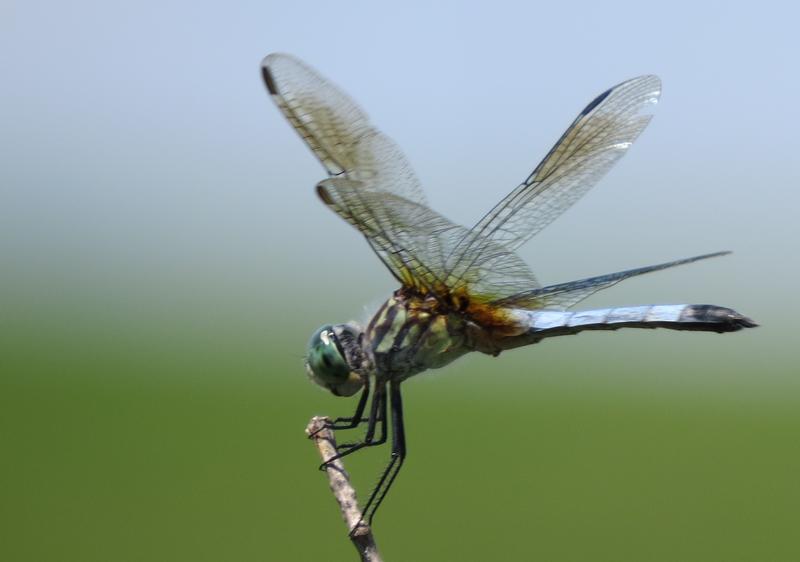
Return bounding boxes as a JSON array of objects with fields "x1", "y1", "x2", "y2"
[{"x1": 306, "y1": 416, "x2": 383, "y2": 562}]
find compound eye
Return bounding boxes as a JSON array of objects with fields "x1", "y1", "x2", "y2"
[{"x1": 306, "y1": 325, "x2": 350, "y2": 384}]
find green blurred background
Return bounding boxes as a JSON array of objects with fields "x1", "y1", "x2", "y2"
[{"x1": 2, "y1": 1, "x2": 798, "y2": 560}]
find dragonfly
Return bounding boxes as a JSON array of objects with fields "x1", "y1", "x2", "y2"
[{"x1": 261, "y1": 53, "x2": 756, "y2": 528}]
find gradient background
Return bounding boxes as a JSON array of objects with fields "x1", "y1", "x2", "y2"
[{"x1": 2, "y1": 1, "x2": 798, "y2": 560}]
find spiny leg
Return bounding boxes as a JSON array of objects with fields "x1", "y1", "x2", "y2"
[
  {"x1": 309, "y1": 377, "x2": 372, "y2": 439},
  {"x1": 357, "y1": 380, "x2": 407, "y2": 529},
  {"x1": 338, "y1": 384, "x2": 387, "y2": 451},
  {"x1": 319, "y1": 381, "x2": 388, "y2": 470}
]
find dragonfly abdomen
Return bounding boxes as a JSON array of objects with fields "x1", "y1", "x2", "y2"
[{"x1": 517, "y1": 304, "x2": 756, "y2": 341}]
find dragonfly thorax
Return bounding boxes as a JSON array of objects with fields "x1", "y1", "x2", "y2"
[
  {"x1": 305, "y1": 323, "x2": 366, "y2": 397},
  {"x1": 364, "y1": 292, "x2": 474, "y2": 380}
]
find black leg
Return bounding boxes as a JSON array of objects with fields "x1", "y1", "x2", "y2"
[
  {"x1": 338, "y1": 383, "x2": 387, "y2": 450},
  {"x1": 319, "y1": 381, "x2": 387, "y2": 470},
  {"x1": 358, "y1": 380, "x2": 406, "y2": 529},
  {"x1": 309, "y1": 377, "x2": 371, "y2": 439}
]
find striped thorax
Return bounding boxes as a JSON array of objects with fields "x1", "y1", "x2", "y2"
[{"x1": 365, "y1": 292, "x2": 470, "y2": 381}]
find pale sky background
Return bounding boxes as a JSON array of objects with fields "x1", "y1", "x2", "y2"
[{"x1": 2, "y1": 0, "x2": 797, "y2": 381}]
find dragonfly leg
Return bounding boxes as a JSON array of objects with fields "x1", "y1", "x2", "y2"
[
  {"x1": 356, "y1": 380, "x2": 406, "y2": 529},
  {"x1": 319, "y1": 381, "x2": 388, "y2": 471},
  {"x1": 308, "y1": 378, "x2": 371, "y2": 438},
  {"x1": 336, "y1": 397, "x2": 386, "y2": 451}
]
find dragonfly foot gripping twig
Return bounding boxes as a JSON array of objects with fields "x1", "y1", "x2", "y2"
[{"x1": 305, "y1": 416, "x2": 383, "y2": 562}]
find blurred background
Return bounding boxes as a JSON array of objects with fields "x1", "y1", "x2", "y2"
[{"x1": 2, "y1": 1, "x2": 798, "y2": 560}]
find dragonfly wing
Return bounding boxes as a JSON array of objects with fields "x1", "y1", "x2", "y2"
[
  {"x1": 317, "y1": 178, "x2": 453, "y2": 292},
  {"x1": 471, "y1": 75, "x2": 660, "y2": 250},
  {"x1": 493, "y1": 252, "x2": 730, "y2": 310},
  {"x1": 443, "y1": 234, "x2": 541, "y2": 304},
  {"x1": 264, "y1": 54, "x2": 448, "y2": 290},
  {"x1": 445, "y1": 76, "x2": 661, "y2": 293},
  {"x1": 318, "y1": 177, "x2": 540, "y2": 298},
  {"x1": 263, "y1": 53, "x2": 428, "y2": 204}
]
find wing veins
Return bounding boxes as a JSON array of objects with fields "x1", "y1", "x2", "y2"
[
  {"x1": 442, "y1": 76, "x2": 659, "y2": 292},
  {"x1": 493, "y1": 252, "x2": 730, "y2": 310},
  {"x1": 448, "y1": 110, "x2": 624, "y2": 279},
  {"x1": 469, "y1": 87, "x2": 636, "y2": 246}
]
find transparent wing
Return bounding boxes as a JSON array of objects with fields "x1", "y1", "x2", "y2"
[
  {"x1": 446, "y1": 75, "x2": 661, "y2": 290},
  {"x1": 262, "y1": 53, "x2": 428, "y2": 201},
  {"x1": 263, "y1": 53, "x2": 442, "y2": 289},
  {"x1": 493, "y1": 252, "x2": 729, "y2": 310},
  {"x1": 317, "y1": 177, "x2": 539, "y2": 299},
  {"x1": 263, "y1": 56, "x2": 663, "y2": 306}
]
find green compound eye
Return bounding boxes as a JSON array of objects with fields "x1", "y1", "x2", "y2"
[
  {"x1": 305, "y1": 325, "x2": 364, "y2": 397},
  {"x1": 306, "y1": 325, "x2": 350, "y2": 384}
]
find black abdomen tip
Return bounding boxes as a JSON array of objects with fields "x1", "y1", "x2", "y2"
[{"x1": 680, "y1": 305, "x2": 758, "y2": 332}]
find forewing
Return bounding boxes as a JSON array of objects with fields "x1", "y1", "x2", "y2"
[
  {"x1": 262, "y1": 53, "x2": 428, "y2": 204},
  {"x1": 264, "y1": 54, "x2": 446, "y2": 289},
  {"x1": 447, "y1": 76, "x2": 661, "y2": 286},
  {"x1": 476, "y1": 75, "x2": 660, "y2": 249}
]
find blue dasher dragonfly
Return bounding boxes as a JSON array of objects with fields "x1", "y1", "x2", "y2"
[{"x1": 261, "y1": 53, "x2": 756, "y2": 527}]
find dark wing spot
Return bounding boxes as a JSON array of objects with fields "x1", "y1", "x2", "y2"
[
  {"x1": 316, "y1": 183, "x2": 334, "y2": 205},
  {"x1": 580, "y1": 87, "x2": 612, "y2": 117},
  {"x1": 262, "y1": 66, "x2": 279, "y2": 95}
]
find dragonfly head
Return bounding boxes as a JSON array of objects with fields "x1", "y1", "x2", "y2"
[{"x1": 305, "y1": 323, "x2": 364, "y2": 397}]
